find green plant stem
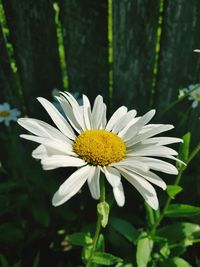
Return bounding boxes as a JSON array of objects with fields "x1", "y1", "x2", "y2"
[
  {"x1": 151, "y1": 143, "x2": 200, "y2": 233},
  {"x1": 86, "y1": 176, "x2": 105, "y2": 267}
]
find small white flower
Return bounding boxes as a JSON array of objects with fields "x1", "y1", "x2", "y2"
[
  {"x1": 194, "y1": 49, "x2": 200, "y2": 53},
  {"x1": 0, "y1": 103, "x2": 21, "y2": 126},
  {"x1": 181, "y1": 84, "x2": 200, "y2": 108},
  {"x1": 18, "y1": 92, "x2": 183, "y2": 210}
]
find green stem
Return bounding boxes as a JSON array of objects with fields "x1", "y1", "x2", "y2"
[
  {"x1": 86, "y1": 176, "x2": 105, "y2": 267},
  {"x1": 151, "y1": 143, "x2": 200, "y2": 233}
]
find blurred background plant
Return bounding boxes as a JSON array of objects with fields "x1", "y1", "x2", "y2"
[{"x1": 0, "y1": 0, "x2": 200, "y2": 266}]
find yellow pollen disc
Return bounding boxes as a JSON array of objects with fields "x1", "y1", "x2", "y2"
[
  {"x1": 0, "y1": 111, "x2": 10, "y2": 117},
  {"x1": 73, "y1": 130, "x2": 126, "y2": 166}
]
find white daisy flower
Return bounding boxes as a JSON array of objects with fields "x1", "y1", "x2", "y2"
[
  {"x1": 0, "y1": 103, "x2": 21, "y2": 126},
  {"x1": 18, "y1": 92, "x2": 183, "y2": 210},
  {"x1": 180, "y1": 84, "x2": 200, "y2": 108}
]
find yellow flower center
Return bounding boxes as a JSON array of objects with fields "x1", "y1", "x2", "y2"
[
  {"x1": 73, "y1": 130, "x2": 126, "y2": 166},
  {"x1": 194, "y1": 93, "x2": 200, "y2": 101},
  {"x1": 0, "y1": 111, "x2": 10, "y2": 117}
]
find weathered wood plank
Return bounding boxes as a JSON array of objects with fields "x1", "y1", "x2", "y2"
[
  {"x1": 155, "y1": 0, "x2": 200, "y2": 111},
  {"x1": 2, "y1": 0, "x2": 63, "y2": 115},
  {"x1": 0, "y1": 23, "x2": 22, "y2": 107},
  {"x1": 112, "y1": 0, "x2": 160, "y2": 112},
  {"x1": 59, "y1": 0, "x2": 109, "y2": 103}
]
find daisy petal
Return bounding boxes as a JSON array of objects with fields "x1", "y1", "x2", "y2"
[
  {"x1": 55, "y1": 96, "x2": 82, "y2": 133},
  {"x1": 131, "y1": 156, "x2": 178, "y2": 175},
  {"x1": 92, "y1": 95, "x2": 104, "y2": 129},
  {"x1": 83, "y1": 94, "x2": 92, "y2": 130},
  {"x1": 52, "y1": 165, "x2": 91, "y2": 206},
  {"x1": 113, "y1": 182, "x2": 125, "y2": 207},
  {"x1": 142, "y1": 137, "x2": 183, "y2": 146},
  {"x1": 37, "y1": 97, "x2": 75, "y2": 139},
  {"x1": 121, "y1": 110, "x2": 156, "y2": 141},
  {"x1": 41, "y1": 155, "x2": 86, "y2": 170},
  {"x1": 60, "y1": 92, "x2": 86, "y2": 131},
  {"x1": 32, "y1": 145, "x2": 47, "y2": 159},
  {"x1": 127, "y1": 144, "x2": 178, "y2": 157},
  {"x1": 111, "y1": 159, "x2": 149, "y2": 172},
  {"x1": 118, "y1": 165, "x2": 166, "y2": 190},
  {"x1": 118, "y1": 167, "x2": 159, "y2": 210},
  {"x1": 106, "y1": 106, "x2": 127, "y2": 132},
  {"x1": 126, "y1": 125, "x2": 174, "y2": 146},
  {"x1": 20, "y1": 134, "x2": 75, "y2": 156},
  {"x1": 103, "y1": 166, "x2": 121, "y2": 187},
  {"x1": 112, "y1": 109, "x2": 137, "y2": 134},
  {"x1": 18, "y1": 118, "x2": 71, "y2": 143},
  {"x1": 87, "y1": 166, "x2": 100, "y2": 200}
]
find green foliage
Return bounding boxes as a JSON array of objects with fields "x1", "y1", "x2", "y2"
[
  {"x1": 165, "y1": 204, "x2": 200, "y2": 217},
  {"x1": 136, "y1": 233, "x2": 153, "y2": 267},
  {"x1": 97, "y1": 201, "x2": 110, "y2": 228},
  {"x1": 92, "y1": 252, "x2": 123, "y2": 266},
  {"x1": 166, "y1": 185, "x2": 183, "y2": 199},
  {"x1": 110, "y1": 217, "x2": 139, "y2": 244}
]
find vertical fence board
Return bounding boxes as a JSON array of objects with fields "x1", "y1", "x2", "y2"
[
  {"x1": 155, "y1": 0, "x2": 200, "y2": 110},
  {"x1": 2, "y1": 0, "x2": 63, "y2": 115},
  {"x1": 59, "y1": 0, "x2": 109, "y2": 103},
  {"x1": 0, "y1": 24, "x2": 22, "y2": 107},
  {"x1": 112, "y1": 0, "x2": 160, "y2": 112}
]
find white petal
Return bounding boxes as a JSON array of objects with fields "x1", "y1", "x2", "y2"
[
  {"x1": 83, "y1": 94, "x2": 92, "y2": 129},
  {"x1": 32, "y1": 145, "x2": 47, "y2": 159},
  {"x1": 121, "y1": 110, "x2": 156, "y2": 141},
  {"x1": 192, "y1": 100, "x2": 198, "y2": 108},
  {"x1": 37, "y1": 97, "x2": 75, "y2": 139},
  {"x1": 20, "y1": 134, "x2": 75, "y2": 156},
  {"x1": 118, "y1": 167, "x2": 159, "y2": 210},
  {"x1": 112, "y1": 109, "x2": 137, "y2": 134},
  {"x1": 127, "y1": 144, "x2": 178, "y2": 157},
  {"x1": 111, "y1": 159, "x2": 149, "y2": 172},
  {"x1": 41, "y1": 155, "x2": 86, "y2": 170},
  {"x1": 87, "y1": 166, "x2": 100, "y2": 200},
  {"x1": 18, "y1": 118, "x2": 71, "y2": 143},
  {"x1": 166, "y1": 155, "x2": 186, "y2": 166},
  {"x1": 126, "y1": 125, "x2": 174, "y2": 146},
  {"x1": 142, "y1": 137, "x2": 183, "y2": 146},
  {"x1": 118, "y1": 165, "x2": 166, "y2": 190},
  {"x1": 113, "y1": 182, "x2": 125, "y2": 207},
  {"x1": 103, "y1": 166, "x2": 121, "y2": 187},
  {"x1": 91, "y1": 95, "x2": 105, "y2": 129},
  {"x1": 52, "y1": 165, "x2": 91, "y2": 206},
  {"x1": 55, "y1": 96, "x2": 82, "y2": 133},
  {"x1": 130, "y1": 156, "x2": 178, "y2": 175},
  {"x1": 106, "y1": 106, "x2": 127, "y2": 132}
]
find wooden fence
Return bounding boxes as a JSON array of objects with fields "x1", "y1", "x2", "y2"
[{"x1": 0, "y1": 0, "x2": 200, "y2": 147}]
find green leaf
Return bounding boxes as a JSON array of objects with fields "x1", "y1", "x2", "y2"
[
  {"x1": 31, "y1": 201, "x2": 50, "y2": 227},
  {"x1": 32, "y1": 252, "x2": 40, "y2": 267},
  {"x1": 13, "y1": 261, "x2": 22, "y2": 267},
  {"x1": 157, "y1": 222, "x2": 200, "y2": 244},
  {"x1": 97, "y1": 201, "x2": 110, "y2": 228},
  {"x1": 136, "y1": 233, "x2": 153, "y2": 267},
  {"x1": 166, "y1": 185, "x2": 183, "y2": 199},
  {"x1": 160, "y1": 257, "x2": 192, "y2": 267},
  {"x1": 96, "y1": 234, "x2": 105, "y2": 252},
  {"x1": 110, "y1": 217, "x2": 139, "y2": 244},
  {"x1": 178, "y1": 132, "x2": 191, "y2": 162},
  {"x1": 68, "y1": 232, "x2": 92, "y2": 247},
  {"x1": 0, "y1": 224, "x2": 24, "y2": 245},
  {"x1": 0, "y1": 254, "x2": 9, "y2": 267},
  {"x1": 165, "y1": 204, "x2": 200, "y2": 217},
  {"x1": 92, "y1": 252, "x2": 123, "y2": 265}
]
